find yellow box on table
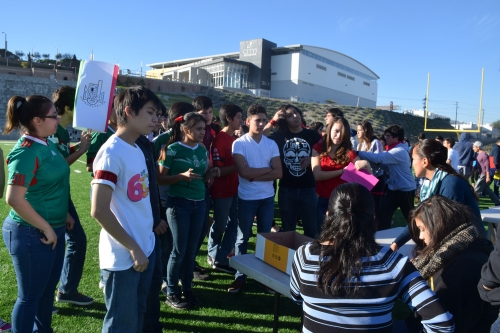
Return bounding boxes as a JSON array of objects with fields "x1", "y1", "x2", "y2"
[{"x1": 255, "y1": 231, "x2": 313, "y2": 275}]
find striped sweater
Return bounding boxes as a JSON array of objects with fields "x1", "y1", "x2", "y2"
[{"x1": 290, "y1": 243, "x2": 455, "y2": 333}]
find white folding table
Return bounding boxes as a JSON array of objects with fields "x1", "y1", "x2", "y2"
[{"x1": 229, "y1": 227, "x2": 415, "y2": 333}]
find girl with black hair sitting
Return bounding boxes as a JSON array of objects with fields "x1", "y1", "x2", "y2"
[{"x1": 290, "y1": 182, "x2": 454, "y2": 333}]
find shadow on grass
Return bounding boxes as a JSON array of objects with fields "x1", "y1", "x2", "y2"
[{"x1": 158, "y1": 311, "x2": 301, "y2": 333}]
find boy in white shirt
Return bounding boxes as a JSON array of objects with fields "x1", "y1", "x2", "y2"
[
  {"x1": 228, "y1": 104, "x2": 282, "y2": 293},
  {"x1": 444, "y1": 137, "x2": 459, "y2": 172},
  {"x1": 91, "y1": 86, "x2": 162, "y2": 332}
]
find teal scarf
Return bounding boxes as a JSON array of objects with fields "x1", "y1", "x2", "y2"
[{"x1": 419, "y1": 169, "x2": 448, "y2": 201}]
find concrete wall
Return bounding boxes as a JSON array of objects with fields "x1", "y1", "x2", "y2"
[
  {"x1": 270, "y1": 80, "x2": 375, "y2": 107},
  {"x1": 0, "y1": 73, "x2": 206, "y2": 139},
  {"x1": 0, "y1": 74, "x2": 77, "y2": 139},
  {"x1": 270, "y1": 53, "x2": 377, "y2": 107}
]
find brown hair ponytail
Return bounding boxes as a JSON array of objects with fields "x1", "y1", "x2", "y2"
[{"x1": 4, "y1": 95, "x2": 53, "y2": 135}]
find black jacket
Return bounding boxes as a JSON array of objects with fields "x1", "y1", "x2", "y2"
[
  {"x1": 409, "y1": 238, "x2": 497, "y2": 333},
  {"x1": 135, "y1": 135, "x2": 165, "y2": 229},
  {"x1": 479, "y1": 225, "x2": 500, "y2": 306}
]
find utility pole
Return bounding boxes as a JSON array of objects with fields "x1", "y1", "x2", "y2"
[
  {"x1": 1, "y1": 32, "x2": 7, "y2": 66},
  {"x1": 455, "y1": 102, "x2": 458, "y2": 129},
  {"x1": 480, "y1": 109, "x2": 485, "y2": 138}
]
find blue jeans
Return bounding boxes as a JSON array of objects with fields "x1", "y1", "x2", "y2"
[
  {"x1": 166, "y1": 196, "x2": 205, "y2": 295},
  {"x1": 278, "y1": 187, "x2": 317, "y2": 238},
  {"x1": 159, "y1": 197, "x2": 173, "y2": 282},
  {"x1": 59, "y1": 198, "x2": 87, "y2": 294},
  {"x1": 2, "y1": 217, "x2": 65, "y2": 333},
  {"x1": 207, "y1": 195, "x2": 238, "y2": 265},
  {"x1": 475, "y1": 174, "x2": 500, "y2": 206},
  {"x1": 316, "y1": 196, "x2": 329, "y2": 235},
  {"x1": 492, "y1": 316, "x2": 500, "y2": 333},
  {"x1": 235, "y1": 196, "x2": 274, "y2": 281},
  {"x1": 143, "y1": 235, "x2": 163, "y2": 333},
  {"x1": 196, "y1": 187, "x2": 211, "y2": 257},
  {"x1": 101, "y1": 250, "x2": 156, "y2": 333}
]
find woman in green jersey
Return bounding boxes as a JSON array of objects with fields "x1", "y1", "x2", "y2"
[
  {"x1": 158, "y1": 112, "x2": 219, "y2": 310},
  {"x1": 2, "y1": 95, "x2": 74, "y2": 332}
]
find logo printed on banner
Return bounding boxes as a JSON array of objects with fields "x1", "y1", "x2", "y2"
[{"x1": 82, "y1": 80, "x2": 105, "y2": 107}]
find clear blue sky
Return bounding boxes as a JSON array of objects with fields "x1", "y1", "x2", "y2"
[{"x1": 3, "y1": 0, "x2": 500, "y2": 124}]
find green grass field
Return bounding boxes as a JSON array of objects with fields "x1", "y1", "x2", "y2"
[{"x1": 0, "y1": 141, "x2": 497, "y2": 332}]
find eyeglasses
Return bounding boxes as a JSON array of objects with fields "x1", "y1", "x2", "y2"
[
  {"x1": 40, "y1": 115, "x2": 60, "y2": 120},
  {"x1": 384, "y1": 134, "x2": 392, "y2": 138}
]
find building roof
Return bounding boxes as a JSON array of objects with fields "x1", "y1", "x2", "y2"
[
  {"x1": 147, "y1": 42, "x2": 379, "y2": 80},
  {"x1": 272, "y1": 44, "x2": 379, "y2": 79},
  {"x1": 147, "y1": 52, "x2": 239, "y2": 69}
]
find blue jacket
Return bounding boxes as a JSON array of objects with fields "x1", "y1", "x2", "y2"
[
  {"x1": 394, "y1": 174, "x2": 484, "y2": 247},
  {"x1": 454, "y1": 133, "x2": 474, "y2": 166},
  {"x1": 490, "y1": 144, "x2": 500, "y2": 169}
]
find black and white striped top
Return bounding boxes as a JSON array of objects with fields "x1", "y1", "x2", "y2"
[{"x1": 290, "y1": 242, "x2": 455, "y2": 333}]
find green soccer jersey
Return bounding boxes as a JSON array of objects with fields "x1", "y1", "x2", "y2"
[
  {"x1": 6, "y1": 135, "x2": 70, "y2": 227},
  {"x1": 47, "y1": 124, "x2": 72, "y2": 158},
  {"x1": 86, "y1": 125, "x2": 115, "y2": 175},
  {"x1": 158, "y1": 142, "x2": 208, "y2": 201},
  {"x1": 152, "y1": 129, "x2": 171, "y2": 161}
]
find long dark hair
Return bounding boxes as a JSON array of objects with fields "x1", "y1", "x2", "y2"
[
  {"x1": 357, "y1": 120, "x2": 374, "y2": 151},
  {"x1": 315, "y1": 183, "x2": 378, "y2": 295},
  {"x1": 413, "y1": 139, "x2": 459, "y2": 176},
  {"x1": 166, "y1": 102, "x2": 195, "y2": 146},
  {"x1": 409, "y1": 195, "x2": 477, "y2": 258},
  {"x1": 4, "y1": 95, "x2": 53, "y2": 135},
  {"x1": 320, "y1": 116, "x2": 353, "y2": 165},
  {"x1": 413, "y1": 139, "x2": 478, "y2": 200}
]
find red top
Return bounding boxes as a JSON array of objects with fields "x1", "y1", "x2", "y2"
[
  {"x1": 210, "y1": 131, "x2": 238, "y2": 198},
  {"x1": 313, "y1": 142, "x2": 357, "y2": 198}
]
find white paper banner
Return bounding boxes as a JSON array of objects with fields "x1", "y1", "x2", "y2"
[{"x1": 73, "y1": 60, "x2": 118, "y2": 132}]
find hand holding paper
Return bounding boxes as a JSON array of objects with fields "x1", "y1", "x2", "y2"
[{"x1": 340, "y1": 162, "x2": 379, "y2": 191}]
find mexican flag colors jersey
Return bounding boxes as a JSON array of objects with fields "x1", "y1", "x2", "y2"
[{"x1": 6, "y1": 134, "x2": 70, "y2": 227}]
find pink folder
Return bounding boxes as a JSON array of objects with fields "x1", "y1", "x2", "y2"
[{"x1": 340, "y1": 162, "x2": 379, "y2": 191}]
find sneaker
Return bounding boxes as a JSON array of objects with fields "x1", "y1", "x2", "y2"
[
  {"x1": 207, "y1": 255, "x2": 215, "y2": 268},
  {"x1": 0, "y1": 318, "x2": 11, "y2": 332},
  {"x1": 271, "y1": 223, "x2": 281, "y2": 233},
  {"x1": 213, "y1": 263, "x2": 236, "y2": 274},
  {"x1": 165, "y1": 294, "x2": 191, "y2": 310},
  {"x1": 52, "y1": 306, "x2": 59, "y2": 315},
  {"x1": 56, "y1": 292, "x2": 94, "y2": 306},
  {"x1": 193, "y1": 264, "x2": 210, "y2": 280},
  {"x1": 227, "y1": 279, "x2": 246, "y2": 293},
  {"x1": 183, "y1": 290, "x2": 201, "y2": 307}
]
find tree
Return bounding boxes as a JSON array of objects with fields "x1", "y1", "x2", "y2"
[
  {"x1": 15, "y1": 50, "x2": 25, "y2": 60},
  {"x1": 42, "y1": 53, "x2": 50, "y2": 60},
  {"x1": 33, "y1": 52, "x2": 41, "y2": 62},
  {"x1": 55, "y1": 53, "x2": 62, "y2": 60},
  {"x1": 71, "y1": 54, "x2": 78, "y2": 68},
  {"x1": 492, "y1": 120, "x2": 500, "y2": 130}
]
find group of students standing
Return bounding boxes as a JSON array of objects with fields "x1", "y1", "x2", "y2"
[{"x1": 2, "y1": 84, "x2": 500, "y2": 333}]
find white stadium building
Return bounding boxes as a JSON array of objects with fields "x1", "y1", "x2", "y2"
[{"x1": 147, "y1": 38, "x2": 379, "y2": 108}]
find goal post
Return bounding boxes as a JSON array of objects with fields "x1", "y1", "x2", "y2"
[{"x1": 423, "y1": 69, "x2": 483, "y2": 133}]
